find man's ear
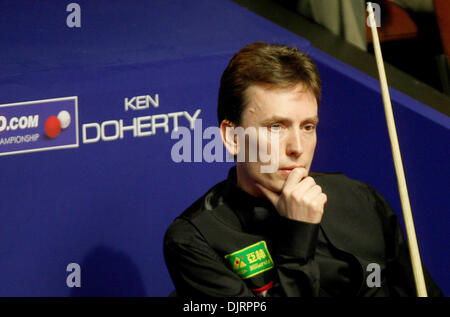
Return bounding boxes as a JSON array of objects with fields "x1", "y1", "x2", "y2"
[{"x1": 220, "y1": 119, "x2": 238, "y2": 156}]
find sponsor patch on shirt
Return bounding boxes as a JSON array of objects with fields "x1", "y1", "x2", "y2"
[{"x1": 224, "y1": 241, "x2": 274, "y2": 279}]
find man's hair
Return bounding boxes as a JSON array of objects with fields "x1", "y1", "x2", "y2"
[{"x1": 217, "y1": 42, "x2": 321, "y2": 125}]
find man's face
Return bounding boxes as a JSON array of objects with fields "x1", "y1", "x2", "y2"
[{"x1": 236, "y1": 83, "x2": 318, "y2": 196}]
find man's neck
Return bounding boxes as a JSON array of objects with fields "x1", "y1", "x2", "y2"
[{"x1": 235, "y1": 164, "x2": 265, "y2": 198}]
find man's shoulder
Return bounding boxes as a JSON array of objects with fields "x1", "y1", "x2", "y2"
[
  {"x1": 311, "y1": 171, "x2": 370, "y2": 191},
  {"x1": 311, "y1": 171, "x2": 396, "y2": 218},
  {"x1": 177, "y1": 179, "x2": 228, "y2": 220},
  {"x1": 164, "y1": 180, "x2": 228, "y2": 245},
  {"x1": 310, "y1": 171, "x2": 387, "y2": 207}
]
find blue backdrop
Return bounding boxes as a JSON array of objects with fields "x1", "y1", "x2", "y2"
[{"x1": 0, "y1": 0, "x2": 448, "y2": 296}]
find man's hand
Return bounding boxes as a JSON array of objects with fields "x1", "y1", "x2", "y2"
[{"x1": 255, "y1": 168, "x2": 327, "y2": 224}]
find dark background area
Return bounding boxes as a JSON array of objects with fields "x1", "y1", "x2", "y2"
[{"x1": 234, "y1": 0, "x2": 450, "y2": 116}]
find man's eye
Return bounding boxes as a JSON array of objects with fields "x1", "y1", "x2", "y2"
[
  {"x1": 304, "y1": 124, "x2": 316, "y2": 131},
  {"x1": 269, "y1": 124, "x2": 282, "y2": 132}
]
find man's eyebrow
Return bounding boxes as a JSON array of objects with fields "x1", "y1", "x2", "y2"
[
  {"x1": 261, "y1": 115, "x2": 319, "y2": 124},
  {"x1": 304, "y1": 115, "x2": 319, "y2": 124}
]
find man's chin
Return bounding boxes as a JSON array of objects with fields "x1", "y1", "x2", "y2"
[{"x1": 257, "y1": 179, "x2": 284, "y2": 195}]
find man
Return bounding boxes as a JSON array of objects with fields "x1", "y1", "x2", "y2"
[{"x1": 163, "y1": 42, "x2": 442, "y2": 297}]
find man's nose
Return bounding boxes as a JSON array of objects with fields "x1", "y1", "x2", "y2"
[{"x1": 285, "y1": 129, "x2": 303, "y2": 157}]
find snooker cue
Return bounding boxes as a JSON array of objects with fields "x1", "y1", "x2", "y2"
[{"x1": 366, "y1": 2, "x2": 428, "y2": 297}]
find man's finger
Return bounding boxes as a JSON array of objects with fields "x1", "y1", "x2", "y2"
[
  {"x1": 318, "y1": 192, "x2": 327, "y2": 205},
  {"x1": 298, "y1": 184, "x2": 323, "y2": 203},
  {"x1": 290, "y1": 176, "x2": 316, "y2": 199},
  {"x1": 255, "y1": 182, "x2": 279, "y2": 207},
  {"x1": 283, "y1": 167, "x2": 308, "y2": 193}
]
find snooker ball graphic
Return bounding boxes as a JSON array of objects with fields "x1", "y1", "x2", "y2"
[
  {"x1": 44, "y1": 116, "x2": 61, "y2": 139},
  {"x1": 57, "y1": 110, "x2": 71, "y2": 129},
  {"x1": 44, "y1": 110, "x2": 71, "y2": 139}
]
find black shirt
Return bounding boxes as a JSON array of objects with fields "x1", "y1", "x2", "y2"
[{"x1": 164, "y1": 167, "x2": 442, "y2": 297}]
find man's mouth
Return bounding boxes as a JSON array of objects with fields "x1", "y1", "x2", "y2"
[{"x1": 278, "y1": 166, "x2": 306, "y2": 175}]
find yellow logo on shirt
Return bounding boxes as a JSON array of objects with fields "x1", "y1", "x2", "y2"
[{"x1": 225, "y1": 241, "x2": 274, "y2": 279}]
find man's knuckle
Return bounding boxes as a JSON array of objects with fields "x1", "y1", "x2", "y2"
[
  {"x1": 307, "y1": 177, "x2": 316, "y2": 186},
  {"x1": 292, "y1": 193, "x2": 302, "y2": 204},
  {"x1": 311, "y1": 200, "x2": 320, "y2": 209}
]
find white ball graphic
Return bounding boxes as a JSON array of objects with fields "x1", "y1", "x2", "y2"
[{"x1": 57, "y1": 110, "x2": 71, "y2": 129}]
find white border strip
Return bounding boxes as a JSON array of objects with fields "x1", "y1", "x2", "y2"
[{"x1": 0, "y1": 96, "x2": 79, "y2": 157}]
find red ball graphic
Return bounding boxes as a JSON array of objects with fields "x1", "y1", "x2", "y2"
[{"x1": 44, "y1": 116, "x2": 61, "y2": 139}]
